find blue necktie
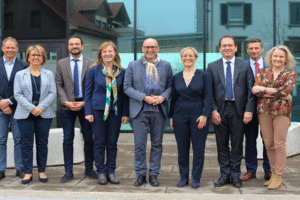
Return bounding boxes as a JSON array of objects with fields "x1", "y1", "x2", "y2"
[
  {"x1": 225, "y1": 61, "x2": 233, "y2": 100},
  {"x1": 73, "y1": 59, "x2": 79, "y2": 97}
]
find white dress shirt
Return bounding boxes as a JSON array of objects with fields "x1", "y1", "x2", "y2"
[
  {"x1": 3, "y1": 57, "x2": 16, "y2": 105},
  {"x1": 70, "y1": 55, "x2": 83, "y2": 98},
  {"x1": 222, "y1": 57, "x2": 235, "y2": 101}
]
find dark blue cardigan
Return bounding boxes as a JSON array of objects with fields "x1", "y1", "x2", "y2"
[{"x1": 84, "y1": 64, "x2": 129, "y2": 117}]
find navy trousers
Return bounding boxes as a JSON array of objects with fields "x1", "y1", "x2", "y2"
[
  {"x1": 244, "y1": 113, "x2": 271, "y2": 174},
  {"x1": 132, "y1": 109, "x2": 165, "y2": 176},
  {"x1": 214, "y1": 102, "x2": 244, "y2": 179},
  {"x1": 91, "y1": 110, "x2": 122, "y2": 174},
  {"x1": 17, "y1": 114, "x2": 52, "y2": 174},
  {"x1": 60, "y1": 109, "x2": 94, "y2": 173},
  {"x1": 173, "y1": 102, "x2": 209, "y2": 180}
]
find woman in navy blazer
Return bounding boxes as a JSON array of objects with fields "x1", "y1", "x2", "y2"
[
  {"x1": 169, "y1": 47, "x2": 213, "y2": 188},
  {"x1": 85, "y1": 41, "x2": 129, "y2": 185},
  {"x1": 14, "y1": 45, "x2": 56, "y2": 184}
]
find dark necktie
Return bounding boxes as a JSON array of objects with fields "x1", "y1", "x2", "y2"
[
  {"x1": 72, "y1": 59, "x2": 79, "y2": 97},
  {"x1": 225, "y1": 61, "x2": 233, "y2": 100}
]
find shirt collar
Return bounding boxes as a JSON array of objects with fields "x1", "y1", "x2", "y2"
[
  {"x1": 3, "y1": 57, "x2": 16, "y2": 65},
  {"x1": 250, "y1": 57, "x2": 263, "y2": 66},
  {"x1": 222, "y1": 56, "x2": 235, "y2": 65},
  {"x1": 70, "y1": 54, "x2": 83, "y2": 62}
]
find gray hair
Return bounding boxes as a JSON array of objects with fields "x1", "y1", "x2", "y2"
[
  {"x1": 2, "y1": 37, "x2": 18, "y2": 47},
  {"x1": 180, "y1": 47, "x2": 199, "y2": 58},
  {"x1": 265, "y1": 45, "x2": 296, "y2": 70}
]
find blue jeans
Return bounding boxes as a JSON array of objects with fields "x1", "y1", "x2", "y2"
[
  {"x1": 91, "y1": 110, "x2": 122, "y2": 174},
  {"x1": 60, "y1": 109, "x2": 94, "y2": 173},
  {"x1": 0, "y1": 110, "x2": 23, "y2": 171},
  {"x1": 17, "y1": 114, "x2": 52, "y2": 174}
]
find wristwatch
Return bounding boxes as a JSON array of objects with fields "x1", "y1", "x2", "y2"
[{"x1": 264, "y1": 88, "x2": 267, "y2": 94}]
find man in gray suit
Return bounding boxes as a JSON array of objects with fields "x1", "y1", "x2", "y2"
[
  {"x1": 207, "y1": 35, "x2": 255, "y2": 188},
  {"x1": 55, "y1": 35, "x2": 97, "y2": 183},
  {"x1": 124, "y1": 38, "x2": 172, "y2": 187}
]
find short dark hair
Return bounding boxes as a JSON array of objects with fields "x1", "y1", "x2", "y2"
[
  {"x1": 68, "y1": 35, "x2": 83, "y2": 45},
  {"x1": 218, "y1": 35, "x2": 237, "y2": 47},
  {"x1": 247, "y1": 38, "x2": 263, "y2": 48}
]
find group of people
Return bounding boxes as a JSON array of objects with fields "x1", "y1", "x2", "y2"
[{"x1": 0, "y1": 35, "x2": 296, "y2": 190}]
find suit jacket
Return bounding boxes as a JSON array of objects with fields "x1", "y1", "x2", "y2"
[
  {"x1": 169, "y1": 69, "x2": 213, "y2": 118},
  {"x1": 207, "y1": 58, "x2": 255, "y2": 118},
  {"x1": 14, "y1": 68, "x2": 57, "y2": 119},
  {"x1": 124, "y1": 59, "x2": 173, "y2": 119},
  {"x1": 0, "y1": 57, "x2": 27, "y2": 110},
  {"x1": 84, "y1": 64, "x2": 129, "y2": 117},
  {"x1": 55, "y1": 56, "x2": 95, "y2": 110}
]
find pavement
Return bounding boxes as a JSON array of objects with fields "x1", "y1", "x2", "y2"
[{"x1": 1, "y1": 133, "x2": 300, "y2": 200}]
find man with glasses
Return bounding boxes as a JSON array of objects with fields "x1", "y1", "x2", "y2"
[
  {"x1": 124, "y1": 38, "x2": 173, "y2": 187},
  {"x1": 0, "y1": 37, "x2": 27, "y2": 180},
  {"x1": 55, "y1": 35, "x2": 97, "y2": 183}
]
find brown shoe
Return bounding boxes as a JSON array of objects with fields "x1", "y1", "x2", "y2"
[
  {"x1": 264, "y1": 173, "x2": 272, "y2": 180},
  {"x1": 263, "y1": 174, "x2": 273, "y2": 186},
  {"x1": 240, "y1": 173, "x2": 256, "y2": 181},
  {"x1": 268, "y1": 174, "x2": 282, "y2": 190}
]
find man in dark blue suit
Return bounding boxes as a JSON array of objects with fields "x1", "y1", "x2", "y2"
[
  {"x1": 240, "y1": 38, "x2": 271, "y2": 181},
  {"x1": 0, "y1": 37, "x2": 27, "y2": 179},
  {"x1": 207, "y1": 35, "x2": 255, "y2": 188}
]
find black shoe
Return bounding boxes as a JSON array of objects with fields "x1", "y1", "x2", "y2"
[
  {"x1": 16, "y1": 168, "x2": 25, "y2": 178},
  {"x1": 0, "y1": 171, "x2": 5, "y2": 180},
  {"x1": 134, "y1": 175, "x2": 146, "y2": 186},
  {"x1": 232, "y1": 178, "x2": 243, "y2": 188},
  {"x1": 149, "y1": 175, "x2": 159, "y2": 187},
  {"x1": 214, "y1": 176, "x2": 231, "y2": 187}
]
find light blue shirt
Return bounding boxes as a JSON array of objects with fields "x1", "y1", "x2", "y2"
[
  {"x1": 222, "y1": 57, "x2": 235, "y2": 101},
  {"x1": 70, "y1": 55, "x2": 83, "y2": 98},
  {"x1": 3, "y1": 57, "x2": 16, "y2": 105}
]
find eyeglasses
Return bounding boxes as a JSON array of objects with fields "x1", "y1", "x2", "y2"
[
  {"x1": 143, "y1": 46, "x2": 158, "y2": 50},
  {"x1": 30, "y1": 54, "x2": 42, "y2": 58}
]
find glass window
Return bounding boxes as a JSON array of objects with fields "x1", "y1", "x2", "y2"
[
  {"x1": 290, "y1": 2, "x2": 300, "y2": 25},
  {"x1": 228, "y1": 4, "x2": 243, "y2": 25},
  {"x1": 4, "y1": 13, "x2": 13, "y2": 29},
  {"x1": 220, "y1": 3, "x2": 252, "y2": 27},
  {"x1": 30, "y1": 10, "x2": 41, "y2": 28}
]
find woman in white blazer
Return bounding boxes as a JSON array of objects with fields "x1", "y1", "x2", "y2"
[{"x1": 14, "y1": 45, "x2": 56, "y2": 184}]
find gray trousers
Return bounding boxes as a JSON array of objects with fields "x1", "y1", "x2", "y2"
[{"x1": 132, "y1": 109, "x2": 166, "y2": 176}]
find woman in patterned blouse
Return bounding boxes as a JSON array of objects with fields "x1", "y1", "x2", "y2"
[{"x1": 252, "y1": 45, "x2": 297, "y2": 190}]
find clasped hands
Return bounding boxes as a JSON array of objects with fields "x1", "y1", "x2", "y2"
[
  {"x1": 170, "y1": 116, "x2": 207, "y2": 130},
  {"x1": 211, "y1": 110, "x2": 252, "y2": 125},
  {"x1": 64, "y1": 101, "x2": 85, "y2": 111},
  {"x1": 31, "y1": 107, "x2": 42, "y2": 117},
  {"x1": 143, "y1": 95, "x2": 164, "y2": 106},
  {"x1": 0, "y1": 99, "x2": 12, "y2": 115},
  {"x1": 85, "y1": 115, "x2": 129, "y2": 124}
]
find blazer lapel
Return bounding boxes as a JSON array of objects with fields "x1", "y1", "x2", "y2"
[
  {"x1": 40, "y1": 68, "x2": 47, "y2": 96},
  {"x1": 23, "y1": 68, "x2": 33, "y2": 96},
  {"x1": 9, "y1": 58, "x2": 20, "y2": 82},
  {"x1": 233, "y1": 58, "x2": 240, "y2": 86},
  {"x1": 65, "y1": 57, "x2": 73, "y2": 81},
  {"x1": 217, "y1": 59, "x2": 225, "y2": 88},
  {"x1": 81, "y1": 57, "x2": 89, "y2": 82},
  {"x1": 0, "y1": 58, "x2": 9, "y2": 82}
]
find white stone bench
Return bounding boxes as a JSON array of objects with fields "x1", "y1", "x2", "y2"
[
  {"x1": 7, "y1": 128, "x2": 84, "y2": 168},
  {"x1": 249, "y1": 122, "x2": 300, "y2": 159}
]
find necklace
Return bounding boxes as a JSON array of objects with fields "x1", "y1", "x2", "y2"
[{"x1": 31, "y1": 74, "x2": 40, "y2": 94}]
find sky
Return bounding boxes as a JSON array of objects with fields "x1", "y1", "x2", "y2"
[{"x1": 107, "y1": 0, "x2": 197, "y2": 35}]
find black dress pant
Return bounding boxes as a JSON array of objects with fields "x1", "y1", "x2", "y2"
[{"x1": 214, "y1": 102, "x2": 245, "y2": 179}]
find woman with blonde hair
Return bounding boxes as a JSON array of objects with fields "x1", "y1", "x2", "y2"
[
  {"x1": 252, "y1": 45, "x2": 297, "y2": 189},
  {"x1": 169, "y1": 47, "x2": 213, "y2": 188},
  {"x1": 14, "y1": 45, "x2": 57, "y2": 184},
  {"x1": 85, "y1": 41, "x2": 129, "y2": 185}
]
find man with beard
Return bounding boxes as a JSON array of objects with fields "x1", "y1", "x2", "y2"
[{"x1": 55, "y1": 35, "x2": 97, "y2": 182}]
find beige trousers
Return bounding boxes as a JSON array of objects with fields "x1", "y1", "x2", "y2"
[{"x1": 258, "y1": 113, "x2": 290, "y2": 176}]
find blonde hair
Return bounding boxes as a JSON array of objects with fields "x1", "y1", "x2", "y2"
[
  {"x1": 265, "y1": 45, "x2": 296, "y2": 70},
  {"x1": 25, "y1": 45, "x2": 47, "y2": 65},
  {"x1": 180, "y1": 47, "x2": 199, "y2": 58},
  {"x1": 92, "y1": 41, "x2": 122, "y2": 69}
]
